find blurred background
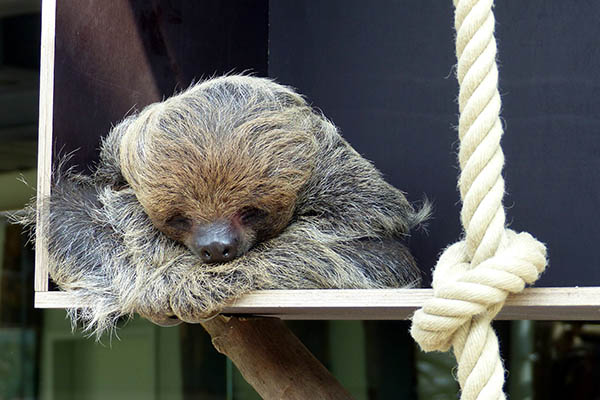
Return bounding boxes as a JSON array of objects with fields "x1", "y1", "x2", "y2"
[{"x1": 1, "y1": 1, "x2": 600, "y2": 399}]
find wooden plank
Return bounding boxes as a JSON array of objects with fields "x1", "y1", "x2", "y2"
[
  {"x1": 35, "y1": 287, "x2": 600, "y2": 320},
  {"x1": 35, "y1": 291, "x2": 78, "y2": 308},
  {"x1": 34, "y1": 0, "x2": 56, "y2": 292}
]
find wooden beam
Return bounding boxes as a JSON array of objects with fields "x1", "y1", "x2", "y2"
[
  {"x1": 201, "y1": 316, "x2": 353, "y2": 400},
  {"x1": 34, "y1": 0, "x2": 56, "y2": 292},
  {"x1": 35, "y1": 287, "x2": 600, "y2": 320}
]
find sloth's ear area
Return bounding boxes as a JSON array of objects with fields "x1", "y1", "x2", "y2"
[
  {"x1": 105, "y1": 179, "x2": 130, "y2": 192},
  {"x1": 95, "y1": 114, "x2": 138, "y2": 187}
]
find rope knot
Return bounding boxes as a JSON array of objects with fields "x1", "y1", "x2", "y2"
[
  {"x1": 411, "y1": 229, "x2": 547, "y2": 352},
  {"x1": 410, "y1": 1, "x2": 550, "y2": 397}
]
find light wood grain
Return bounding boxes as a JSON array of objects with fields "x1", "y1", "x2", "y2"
[
  {"x1": 34, "y1": 0, "x2": 56, "y2": 292},
  {"x1": 35, "y1": 287, "x2": 600, "y2": 320}
]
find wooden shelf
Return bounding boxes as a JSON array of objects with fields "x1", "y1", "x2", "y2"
[
  {"x1": 31, "y1": 0, "x2": 600, "y2": 324},
  {"x1": 35, "y1": 287, "x2": 600, "y2": 321}
]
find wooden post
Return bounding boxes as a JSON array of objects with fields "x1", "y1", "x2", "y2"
[{"x1": 201, "y1": 317, "x2": 354, "y2": 400}]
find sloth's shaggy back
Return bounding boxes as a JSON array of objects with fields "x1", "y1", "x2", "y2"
[{"x1": 18, "y1": 76, "x2": 427, "y2": 337}]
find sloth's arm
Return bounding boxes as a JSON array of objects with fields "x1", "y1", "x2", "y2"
[{"x1": 168, "y1": 217, "x2": 419, "y2": 322}]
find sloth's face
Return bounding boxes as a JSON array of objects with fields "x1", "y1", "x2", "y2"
[
  {"x1": 133, "y1": 145, "x2": 309, "y2": 264},
  {"x1": 138, "y1": 150, "x2": 305, "y2": 263},
  {"x1": 158, "y1": 206, "x2": 271, "y2": 263},
  {"x1": 118, "y1": 79, "x2": 319, "y2": 263},
  {"x1": 125, "y1": 123, "x2": 316, "y2": 264}
]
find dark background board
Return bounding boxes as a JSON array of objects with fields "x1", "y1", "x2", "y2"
[
  {"x1": 269, "y1": 1, "x2": 600, "y2": 287},
  {"x1": 52, "y1": 0, "x2": 599, "y2": 288},
  {"x1": 53, "y1": 0, "x2": 268, "y2": 169}
]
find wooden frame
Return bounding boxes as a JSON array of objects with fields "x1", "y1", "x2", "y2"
[
  {"x1": 34, "y1": 288, "x2": 600, "y2": 321},
  {"x1": 33, "y1": 0, "x2": 600, "y2": 321}
]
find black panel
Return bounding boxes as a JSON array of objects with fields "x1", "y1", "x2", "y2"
[
  {"x1": 3, "y1": 14, "x2": 41, "y2": 68},
  {"x1": 269, "y1": 1, "x2": 600, "y2": 287},
  {"x1": 53, "y1": 0, "x2": 268, "y2": 171}
]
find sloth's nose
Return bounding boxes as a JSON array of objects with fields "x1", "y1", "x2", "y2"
[
  {"x1": 199, "y1": 240, "x2": 236, "y2": 263},
  {"x1": 192, "y1": 221, "x2": 240, "y2": 263}
]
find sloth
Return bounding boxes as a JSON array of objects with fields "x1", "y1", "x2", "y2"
[{"x1": 19, "y1": 75, "x2": 429, "y2": 335}]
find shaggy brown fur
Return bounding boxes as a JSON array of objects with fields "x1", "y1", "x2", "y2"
[{"x1": 18, "y1": 75, "x2": 429, "y2": 336}]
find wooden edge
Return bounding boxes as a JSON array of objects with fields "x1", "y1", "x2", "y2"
[
  {"x1": 35, "y1": 287, "x2": 600, "y2": 320},
  {"x1": 34, "y1": 0, "x2": 56, "y2": 292}
]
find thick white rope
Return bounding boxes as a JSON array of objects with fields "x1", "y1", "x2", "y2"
[{"x1": 410, "y1": 1, "x2": 548, "y2": 398}]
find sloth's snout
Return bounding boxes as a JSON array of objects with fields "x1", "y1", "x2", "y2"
[{"x1": 191, "y1": 221, "x2": 240, "y2": 263}]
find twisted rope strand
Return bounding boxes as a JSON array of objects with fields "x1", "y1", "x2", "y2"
[{"x1": 410, "y1": 1, "x2": 548, "y2": 399}]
